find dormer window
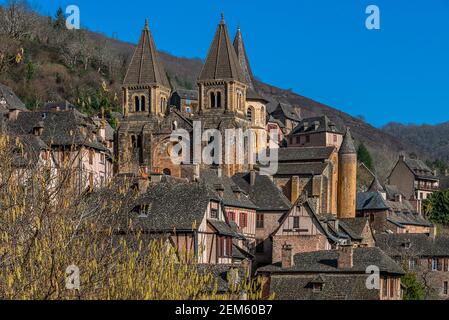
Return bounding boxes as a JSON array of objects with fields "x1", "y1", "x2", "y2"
[
  {"x1": 210, "y1": 202, "x2": 219, "y2": 219},
  {"x1": 312, "y1": 283, "x2": 323, "y2": 292}
]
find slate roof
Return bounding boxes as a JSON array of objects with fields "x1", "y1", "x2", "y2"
[
  {"x1": 276, "y1": 163, "x2": 328, "y2": 176},
  {"x1": 291, "y1": 116, "x2": 342, "y2": 135},
  {"x1": 0, "y1": 83, "x2": 27, "y2": 112},
  {"x1": 233, "y1": 26, "x2": 255, "y2": 89},
  {"x1": 198, "y1": 14, "x2": 245, "y2": 83},
  {"x1": 200, "y1": 167, "x2": 258, "y2": 210},
  {"x1": 376, "y1": 234, "x2": 449, "y2": 258},
  {"x1": 196, "y1": 264, "x2": 248, "y2": 293},
  {"x1": 40, "y1": 101, "x2": 76, "y2": 112},
  {"x1": 268, "y1": 115, "x2": 285, "y2": 128},
  {"x1": 384, "y1": 185, "x2": 403, "y2": 200},
  {"x1": 258, "y1": 247, "x2": 404, "y2": 275},
  {"x1": 7, "y1": 110, "x2": 109, "y2": 152},
  {"x1": 92, "y1": 117, "x2": 115, "y2": 141},
  {"x1": 232, "y1": 172, "x2": 292, "y2": 212},
  {"x1": 208, "y1": 219, "x2": 241, "y2": 238},
  {"x1": 368, "y1": 177, "x2": 385, "y2": 192},
  {"x1": 10, "y1": 134, "x2": 49, "y2": 167},
  {"x1": 277, "y1": 146, "x2": 335, "y2": 162},
  {"x1": 269, "y1": 274, "x2": 381, "y2": 300},
  {"x1": 403, "y1": 157, "x2": 437, "y2": 180},
  {"x1": 339, "y1": 128, "x2": 356, "y2": 154},
  {"x1": 356, "y1": 192, "x2": 389, "y2": 211},
  {"x1": 123, "y1": 20, "x2": 170, "y2": 87},
  {"x1": 132, "y1": 181, "x2": 220, "y2": 231},
  {"x1": 338, "y1": 218, "x2": 370, "y2": 241},
  {"x1": 172, "y1": 89, "x2": 198, "y2": 100},
  {"x1": 270, "y1": 102, "x2": 301, "y2": 122}
]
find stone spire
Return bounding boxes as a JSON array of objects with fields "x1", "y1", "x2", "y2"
[
  {"x1": 339, "y1": 128, "x2": 356, "y2": 154},
  {"x1": 123, "y1": 20, "x2": 170, "y2": 88},
  {"x1": 233, "y1": 25, "x2": 255, "y2": 90},
  {"x1": 198, "y1": 14, "x2": 245, "y2": 83},
  {"x1": 368, "y1": 177, "x2": 384, "y2": 193}
]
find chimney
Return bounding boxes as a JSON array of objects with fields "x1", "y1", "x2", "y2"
[
  {"x1": 281, "y1": 243, "x2": 293, "y2": 268},
  {"x1": 8, "y1": 109, "x2": 20, "y2": 121},
  {"x1": 303, "y1": 122, "x2": 309, "y2": 131},
  {"x1": 99, "y1": 126, "x2": 106, "y2": 142},
  {"x1": 291, "y1": 176, "x2": 300, "y2": 203},
  {"x1": 250, "y1": 169, "x2": 256, "y2": 186},
  {"x1": 337, "y1": 245, "x2": 353, "y2": 269}
]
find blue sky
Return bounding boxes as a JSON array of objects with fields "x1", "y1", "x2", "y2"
[{"x1": 13, "y1": 0, "x2": 449, "y2": 127}]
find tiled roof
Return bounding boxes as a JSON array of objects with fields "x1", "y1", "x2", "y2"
[
  {"x1": 376, "y1": 234, "x2": 449, "y2": 258},
  {"x1": 208, "y1": 219, "x2": 241, "y2": 238},
  {"x1": 291, "y1": 116, "x2": 342, "y2": 135},
  {"x1": 339, "y1": 128, "x2": 356, "y2": 154},
  {"x1": 172, "y1": 89, "x2": 198, "y2": 100},
  {"x1": 198, "y1": 14, "x2": 245, "y2": 83},
  {"x1": 276, "y1": 162, "x2": 328, "y2": 176},
  {"x1": 132, "y1": 181, "x2": 220, "y2": 231},
  {"x1": 233, "y1": 26, "x2": 255, "y2": 89},
  {"x1": 269, "y1": 274, "x2": 381, "y2": 300},
  {"x1": 258, "y1": 247, "x2": 404, "y2": 275},
  {"x1": 232, "y1": 172, "x2": 292, "y2": 212},
  {"x1": 277, "y1": 146, "x2": 335, "y2": 162},
  {"x1": 123, "y1": 20, "x2": 170, "y2": 88},
  {"x1": 0, "y1": 83, "x2": 27, "y2": 112},
  {"x1": 7, "y1": 110, "x2": 109, "y2": 152},
  {"x1": 270, "y1": 102, "x2": 301, "y2": 122},
  {"x1": 338, "y1": 218, "x2": 370, "y2": 241},
  {"x1": 200, "y1": 167, "x2": 258, "y2": 210},
  {"x1": 356, "y1": 192, "x2": 389, "y2": 211}
]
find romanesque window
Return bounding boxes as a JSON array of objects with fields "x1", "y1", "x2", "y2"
[
  {"x1": 134, "y1": 96, "x2": 140, "y2": 112},
  {"x1": 163, "y1": 168, "x2": 171, "y2": 176},
  {"x1": 247, "y1": 107, "x2": 253, "y2": 123},
  {"x1": 141, "y1": 95, "x2": 146, "y2": 112},
  {"x1": 210, "y1": 92, "x2": 216, "y2": 108}
]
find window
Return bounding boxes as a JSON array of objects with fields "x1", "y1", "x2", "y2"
[
  {"x1": 239, "y1": 212, "x2": 247, "y2": 229},
  {"x1": 211, "y1": 202, "x2": 219, "y2": 219},
  {"x1": 227, "y1": 212, "x2": 236, "y2": 222},
  {"x1": 186, "y1": 107, "x2": 191, "y2": 113},
  {"x1": 295, "y1": 136, "x2": 300, "y2": 144},
  {"x1": 333, "y1": 134, "x2": 337, "y2": 143},
  {"x1": 256, "y1": 213, "x2": 264, "y2": 229},
  {"x1": 247, "y1": 108, "x2": 253, "y2": 122},
  {"x1": 216, "y1": 92, "x2": 221, "y2": 108},
  {"x1": 256, "y1": 239, "x2": 264, "y2": 254},
  {"x1": 88, "y1": 149, "x2": 94, "y2": 165},
  {"x1": 305, "y1": 135, "x2": 311, "y2": 143},
  {"x1": 389, "y1": 278, "x2": 395, "y2": 298},
  {"x1": 218, "y1": 236, "x2": 232, "y2": 258},
  {"x1": 186, "y1": 99, "x2": 191, "y2": 105},
  {"x1": 162, "y1": 168, "x2": 171, "y2": 176},
  {"x1": 134, "y1": 96, "x2": 140, "y2": 112},
  {"x1": 312, "y1": 283, "x2": 323, "y2": 293},
  {"x1": 382, "y1": 278, "x2": 388, "y2": 297},
  {"x1": 409, "y1": 258, "x2": 417, "y2": 271},
  {"x1": 293, "y1": 216, "x2": 300, "y2": 229},
  {"x1": 431, "y1": 258, "x2": 438, "y2": 271},
  {"x1": 99, "y1": 153, "x2": 105, "y2": 165},
  {"x1": 210, "y1": 92, "x2": 216, "y2": 108},
  {"x1": 141, "y1": 96, "x2": 146, "y2": 112},
  {"x1": 445, "y1": 282, "x2": 448, "y2": 295}
]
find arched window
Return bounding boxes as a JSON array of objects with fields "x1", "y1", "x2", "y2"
[
  {"x1": 134, "y1": 96, "x2": 140, "y2": 112},
  {"x1": 216, "y1": 91, "x2": 222, "y2": 108},
  {"x1": 247, "y1": 107, "x2": 253, "y2": 123},
  {"x1": 141, "y1": 96, "x2": 146, "y2": 112},
  {"x1": 210, "y1": 92, "x2": 216, "y2": 108},
  {"x1": 163, "y1": 168, "x2": 171, "y2": 176}
]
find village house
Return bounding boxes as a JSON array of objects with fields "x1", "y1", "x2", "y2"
[
  {"x1": 257, "y1": 245, "x2": 404, "y2": 300},
  {"x1": 267, "y1": 101, "x2": 301, "y2": 135},
  {"x1": 232, "y1": 171, "x2": 292, "y2": 266},
  {"x1": 6, "y1": 108, "x2": 113, "y2": 193},
  {"x1": 388, "y1": 154, "x2": 439, "y2": 202},
  {"x1": 376, "y1": 233, "x2": 449, "y2": 300},
  {"x1": 128, "y1": 179, "x2": 250, "y2": 265},
  {"x1": 287, "y1": 115, "x2": 343, "y2": 149},
  {"x1": 357, "y1": 178, "x2": 434, "y2": 235}
]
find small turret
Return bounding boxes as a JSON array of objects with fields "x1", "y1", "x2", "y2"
[{"x1": 337, "y1": 128, "x2": 357, "y2": 218}]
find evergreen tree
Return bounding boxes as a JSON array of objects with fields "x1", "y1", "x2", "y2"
[
  {"x1": 53, "y1": 7, "x2": 66, "y2": 30},
  {"x1": 357, "y1": 143, "x2": 374, "y2": 171},
  {"x1": 424, "y1": 190, "x2": 449, "y2": 224},
  {"x1": 402, "y1": 273, "x2": 426, "y2": 300}
]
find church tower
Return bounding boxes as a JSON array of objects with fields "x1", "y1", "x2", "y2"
[
  {"x1": 233, "y1": 25, "x2": 268, "y2": 153},
  {"x1": 197, "y1": 14, "x2": 248, "y2": 119},
  {"x1": 122, "y1": 19, "x2": 171, "y2": 118},
  {"x1": 337, "y1": 128, "x2": 357, "y2": 218},
  {"x1": 117, "y1": 20, "x2": 172, "y2": 175}
]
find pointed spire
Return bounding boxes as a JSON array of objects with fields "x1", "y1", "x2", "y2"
[
  {"x1": 368, "y1": 176, "x2": 384, "y2": 192},
  {"x1": 339, "y1": 128, "x2": 356, "y2": 154},
  {"x1": 220, "y1": 12, "x2": 225, "y2": 24},
  {"x1": 233, "y1": 25, "x2": 255, "y2": 90},
  {"x1": 123, "y1": 20, "x2": 170, "y2": 88},
  {"x1": 198, "y1": 14, "x2": 245, "y2": 83}
]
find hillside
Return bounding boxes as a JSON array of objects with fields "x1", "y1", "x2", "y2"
[
  {"x1": 0, "y1": 2, "x2": 420, "y2": 179},
  {"x1": 383, "y1": 122, "x2": 449, "y2": 165}
]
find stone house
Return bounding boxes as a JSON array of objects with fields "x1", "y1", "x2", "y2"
[
  {"x1": 170, "y1": 89, "x2": 198, "y2": 115},
  {"x1": 376, "y1": 233, "x2": 449, "y2": 300},
  {"x1": 257, "y1": 246, "x2": 405, "y2": 300},
  {"x1": 232, "y1": 171, "x2": 292, "y2": 266},
  {"x1": 357, "y1": 178, "x2": 434, "y2": 235},
  {"x1": 287, "y1": 115, "x2": 343, "y2": 149},
  {"x1": 267, "y1": 101, "x2": 301, "y2": 135},
  {"x1": 128, "y1": 179, "x2": 248, "y2": 265},
  {"x1": 388, "y1": 154, "x2": 439, "y2": 202}
]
